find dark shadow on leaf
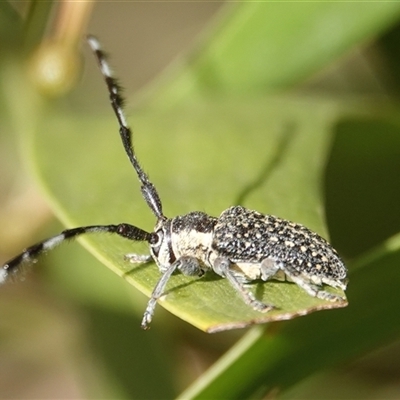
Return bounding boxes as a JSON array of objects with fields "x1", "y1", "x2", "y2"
[
  {"x1": 163, "y1": 276, "x2": 202, "y2": 295},
  {"x1": 123, "y1": 260, "x2": 155, "y2": 277},
  {"x1": 202, "y1": 271, "x2": 224, "y2": 282},
  {"x1": 254, "y1": 280, "x2": 266, "y2": 302},
  {"x1": 162, "y1": 270, "x2": 224, "y2": 295},
  {"x1": 235, "y1": 122, "x2": 296, "y2": 205}
]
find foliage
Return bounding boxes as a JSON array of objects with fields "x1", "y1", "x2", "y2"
[{"x1": 1, "y1": 1, "x2": 400, "y2": 398}]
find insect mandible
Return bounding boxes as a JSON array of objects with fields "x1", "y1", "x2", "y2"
[{"x1": 0, "y1": 36, "x2": 348, "y2": 330}]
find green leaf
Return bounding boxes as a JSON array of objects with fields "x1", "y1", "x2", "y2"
[
  {"x1": 30, "y1": 96, "x2": 345, "y2": 332},
  {"x1": 154, "y1": 2, "x2": 400, "y2": 98},
  {"x1": 22, "y1": 1, "x2": 400, "y2": 332}
]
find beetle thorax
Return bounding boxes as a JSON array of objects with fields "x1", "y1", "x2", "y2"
[{"x1": 150, "y1": 212, "x2": 217, "y2": 271}]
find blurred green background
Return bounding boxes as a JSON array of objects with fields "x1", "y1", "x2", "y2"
[{"x1": 1, "y1": 1, "x2": 400, "y2": 399}]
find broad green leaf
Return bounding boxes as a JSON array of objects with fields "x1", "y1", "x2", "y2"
[
  {"x1": 29, "y1": 96, "x2": 345, "y2": 332},
  {"x1": 21, "y1": 3, "x2": 400, "y2": 331},
  {"x1": 16, "y1": 2, "x2": 400, "y2": 331}
]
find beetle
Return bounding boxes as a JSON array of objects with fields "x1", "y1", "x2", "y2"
[{"x1": 0, "y1": 36, "x2": 348, "y2": 329}]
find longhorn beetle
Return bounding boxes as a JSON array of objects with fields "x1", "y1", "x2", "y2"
[{"x1": 0, "y1": 36, "x2": 348, "y2": 330}]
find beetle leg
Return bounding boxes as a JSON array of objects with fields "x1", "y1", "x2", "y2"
[
  {"x1": 177, "y1": 256, "x2": 205, "y2": 277},
  {"x1": 141, "y1": 256, "x2": 204, "y2": 329},
  {"x1": 260, "y1": 257, "x2": 280, "y2": 281},
  {"x1": 281, "y1": 263, "x2": 346, "y2": 302},
  {"x1": 213, "y1": 257, "x2": 275, "y2": 313},
  {"x1": 124, "y1": 254, "x2": 153, "y2": 264},
  {"x1": 141, "y1": 262, "x2": 177, "y2": 329}
]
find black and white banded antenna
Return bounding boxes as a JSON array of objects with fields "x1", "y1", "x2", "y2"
[
  {"x1": 87, "y1": 35, "x2": 164, "y2": 221},
  {"x1": 1, "y1": 224, "x2": 153, "y2": 284}
]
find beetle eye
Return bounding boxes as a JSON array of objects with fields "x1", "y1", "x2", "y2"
[
  {"x1": 150, "y1": 230, "x2": 163, "y2": 258},
  {"x1": 150, "y1": 230, "x2": 163, "y2": 247}
]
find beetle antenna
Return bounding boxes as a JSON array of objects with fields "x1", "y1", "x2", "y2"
[
  {"x1": 1, "y1": 224, "x2": 153, "y2": 284},
  {"x1": 87, "y1": 35, "x2": 164, "y2": 220}
]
